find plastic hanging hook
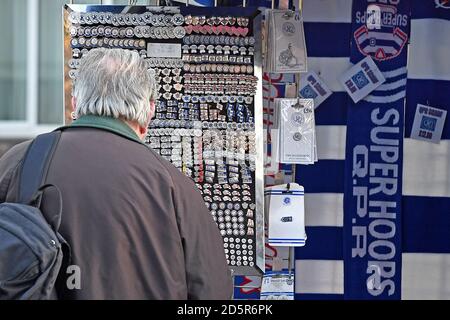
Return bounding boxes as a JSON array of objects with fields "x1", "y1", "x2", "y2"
[
  {"x1": 282, "y1": 183, "x2": 293, "y2": 194},
  {"x1": 283, "y1": 10, "x2": 295, "y2": 19},
  {"x1": 292, "y1": 97, "x2": 304, "y2": 109}
]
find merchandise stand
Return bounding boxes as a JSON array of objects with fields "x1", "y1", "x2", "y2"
[
  {"x1": 63, "y1": 1, "x2": 266, "y2": 285},
  {"x1": 64, "y1": 0, "x2": 308, "y2": 299}
]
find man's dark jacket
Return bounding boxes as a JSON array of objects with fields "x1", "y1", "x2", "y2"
[{"x1": 0, "y1": 115, "x2": 232, "y2": 299}]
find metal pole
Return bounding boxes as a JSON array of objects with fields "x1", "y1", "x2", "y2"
[
  {"x1": 214, "y1": 0, "x2": 218, "y2": 7},
  {"x1": 187, "y1": 0, "x2": 189, "y2": 6},
  {"x1": 243, "y1": 0, "x2": 246, "y2": 7},
  {"x1": 271, "y1": 0, "x2": 275, "y2": 10},
  {"x1": 267, "y1": 76, "x2": 273, "y2": 170},
  {"x1": 230, "y1": 270, "x2": 235, "y2": 299}
]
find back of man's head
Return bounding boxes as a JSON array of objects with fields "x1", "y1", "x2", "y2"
[{"x1": 73, "y1": 48, "x2": 156, "y2": 127}]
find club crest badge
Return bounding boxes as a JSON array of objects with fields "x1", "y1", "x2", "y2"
[
  {"x1": 354, "y1": 4, "x2": 408, "y2": 61},
  {"x1": 278, "y1": 43, "x2": 300, "y2": 68}
]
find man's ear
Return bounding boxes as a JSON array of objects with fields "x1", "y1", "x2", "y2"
[
  {"x1": 71, "y1": 97, "x2": 77, "y2": 120},
  {"x1": 137, "y1": 100, "x2": 156, "y2": 140},
  {"x1": 149, "y1": 100, "x2": 155, "y2": 117}
]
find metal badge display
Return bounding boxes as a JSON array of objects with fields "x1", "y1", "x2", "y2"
[{"x1": 63, "y1": 4, "x2": 264, "y2": 276}]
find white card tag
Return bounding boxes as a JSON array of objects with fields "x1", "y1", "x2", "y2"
[
  {"x1": 265, "y1": 183, "x2": 306, "y2": 246},
  {"x1": 339, "y1": 56, "x2": 385, "y2": 103},
  {"x1": 299, "y1": 71, "x2": 332, "y2": 108},
  {"x1": 267, "y1": 10, "x2": 307, "y2": 73},
  {"x1": 260, "y1": 272, "x2": 294, "y2": 300},
  {"x1": 410, "y1": 104, "x2": 447, "y2": 144},
  {"x1": 278, "y1": 99, "x2": 315, "y2": 164},
  {"x1": 147, "y1": 43, "x2": 181, "y2": 58}
]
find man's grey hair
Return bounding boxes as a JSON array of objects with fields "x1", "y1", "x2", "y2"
[{"x1": 73, "y1": 48, "x2": 156, "y2": 127}]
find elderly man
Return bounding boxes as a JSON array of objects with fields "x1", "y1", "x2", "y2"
[{"x1": 0, "y1": 48, "x2": 232, "y2": 299}]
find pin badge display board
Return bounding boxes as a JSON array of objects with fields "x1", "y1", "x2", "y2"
[{"x1": 63, "y1": 5, "x2": 265, "y2": 276}]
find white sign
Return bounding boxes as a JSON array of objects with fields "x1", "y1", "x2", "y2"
[
  {"x1": 278, "y1": 99, "x2": 315, "y2": 164},
  {"x1": 339, "y1": 56, "x2": 385, "y2": 103},
  {"x1": 265, "y1": 183, "x2": 306, "y2": 247},
  {"x1": 298, "y1": 71, "x2": 332, "y2": 108},
  {"x1": 260, "y1": 272, "x2": 294, "y2": 300},
  {"x1": 147, "y1": 43, "x2": 181, "y2": 58},
  {"x1": 267, "y1": 10, "x2": 308, "y2": 73},
  {"x1": 411, "y1": 104, "x2": 447, "y2": 144}
]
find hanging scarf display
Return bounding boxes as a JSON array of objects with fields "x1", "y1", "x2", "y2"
[{"x1": 343, "y1": 0, "x2": 411, "y2": 299}]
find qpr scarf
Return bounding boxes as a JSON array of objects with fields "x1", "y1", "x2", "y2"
[{"x1": 344, "y1": 0, "x2": 411, "y2": 299}]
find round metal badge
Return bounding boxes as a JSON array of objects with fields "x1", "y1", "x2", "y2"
[
  {"x1": 173, "y1": 26, "x2": 186, "y2": 39},
  {"x1": 69, "y1": 26, "x2": 78, "y2": 37},
  {"x1": 68, "y1": 12, "x2": 80, "y2": 25},
  {"x1": 172, "y1": 14, "x2": 184, "y2": 26},
  {"x1": 293, "y1": 132, "x2": 303, "y2": 141}
]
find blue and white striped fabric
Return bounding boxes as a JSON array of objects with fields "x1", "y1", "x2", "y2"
[
  {"x1": 294, "y1": 0, "x2": 350, "y2": 300},
  {"x1": 294, "y1": 0, "x2": 450, "y2": 300},
  {"x1": 402, "y1": 0, "x2": 450, "y2": 300}
]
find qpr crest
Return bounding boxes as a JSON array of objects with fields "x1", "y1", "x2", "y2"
[{"x1": 354, "y1": 5, "x2": 408, "y2": 61}]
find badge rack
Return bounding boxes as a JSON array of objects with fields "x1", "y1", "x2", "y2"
[{"x1": 63, "y1": 3, "x2": 265, "y2": 276}]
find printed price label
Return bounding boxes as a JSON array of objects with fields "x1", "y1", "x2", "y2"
[
  {"x1": 299, "y1": 71, "x2": 332, "y2": 108},
  {"x1": 339, "y1": 56, "x2": 385, "y2": 103},
  {"x1": 147, "y1": 43, "x2": 181, "y2": 58},
  {"x1": 411, "y1": 104, "x2": 447, "y2": 144}
]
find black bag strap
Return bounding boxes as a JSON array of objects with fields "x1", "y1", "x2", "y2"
[
  {"x1": 17, "y1": 131, "x2": 62, "y2": 206},
  {"x1": 17, "y1": 130, "x2": 73, "y2": 290}
]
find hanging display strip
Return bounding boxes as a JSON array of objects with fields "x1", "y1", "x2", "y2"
[
  {"x1": 343, "y1": 0, "x2": 410, "y2": 299},
  {"x1": 63, "y1": 5, "x2": 265, "y2": 276}
]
